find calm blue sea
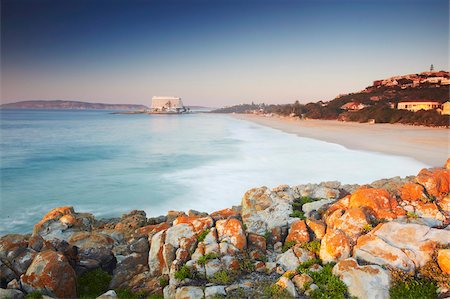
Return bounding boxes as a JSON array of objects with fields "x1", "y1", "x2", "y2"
[{"x1": 0, "y1": 109, "x2": 428, "y2": 234}]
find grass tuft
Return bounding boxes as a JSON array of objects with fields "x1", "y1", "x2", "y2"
[
  {"x1": 197, "y1": 229, "x2": 210, "y2": 242},
  {"x1": 77, "y1": 268, "x2": 112, "y2": 299}
]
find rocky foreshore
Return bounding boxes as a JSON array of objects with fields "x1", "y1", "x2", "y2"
[{"x1": 1, "y1": 160, "x2": 450, "y2": 299}]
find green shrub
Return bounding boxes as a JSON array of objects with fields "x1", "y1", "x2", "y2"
[
  {"x1": 282, "y1": 240, "x2": 297, "y2": 253},
  {"x1": 264, "y1": 230, "x2": 271, "y2": 241},
  {"x1": 197, "y1": 229, "x2": 210, "y2": 242},
  {"x1": 210, "y1": 270, "x2": 236, "y2": 284},
  {"x1": 115, "y1": 288, "x2": 148, "y2": 299},
  {"x1": 406, "y1": 211, "x2": 419, "y2": 219},
  {"x1": 362, "y1": 223, "x2": 374, "y2": 233},
  {"x1": 307, "y1": 263, "x2": 349, "y2": 299},
  {"x1": 390, "y1": 277, "x2": 437, "y2": 299},
  {"x1": 174, "y1": 265, "x2": 193, "y2": 280},
  {"x1": 297, "y1": 258, "x2": 322, "y2": 273},
  {"x1": 159, "y1": 276, "x2": 169, "y2": 288},
  {"x1": 289, "y1": 210, "x2": 306, "y2": 219},
  {"x1": 239, "y1": 257, "x2": 255, "y2": 273},
  {"x1": 301, "y1": 240, "x2": 321, "y2": 255},
  {"x1": 26, "y1": 291, "x2": 43, "y2": 299},
  {"x1": 77, "y1": 268, "x2": 112, "y2": 298},
  {"x1": 197, "y1": 252, "x2": 220, "y2": 265},
  {"x1": 263, "y1": 283, "x2": 293, "y2": 298}
]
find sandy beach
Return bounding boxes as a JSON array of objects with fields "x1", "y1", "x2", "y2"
[{"x1": 232, "y1": 114, "x2": 449, "y2": 167}]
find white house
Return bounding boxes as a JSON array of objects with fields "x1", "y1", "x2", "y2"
[
  {"x1": 397, "y1": 101, "x2": 441, "y2": 112},
  {"x1": 150, "y1": 96, "x2": 186, "y2": 113}
]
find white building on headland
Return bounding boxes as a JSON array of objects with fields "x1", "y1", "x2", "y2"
[
  {"x1": 397, "y1": 100, "x2": 441, "y2": 112},
  {"x1": 150, "y1": 96, "x2": 187, "y2": 113}
]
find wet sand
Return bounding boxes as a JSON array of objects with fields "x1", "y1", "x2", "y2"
[{"x1": 232, "y1": 114, "x2": 449, "y2": 167}]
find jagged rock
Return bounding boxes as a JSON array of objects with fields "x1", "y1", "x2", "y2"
[
  {"x1": 399, "y1": 183, "x2": 447, "y2": 226},
  {"x1": 216, "y1": 218, "x2": 247, "y2": 251},
  {"x1": 370, "y1": 176, "x2": 413, "y2": 196},
  {"x1": 306, "y1": 219, "x2": 326, "y2": 239},
  {"x1": 276, "y1": 249, "x2": 300, "y2": 271},
  {"x1": 348, "y1": 188, "x2": 405, "y2": 220},
  {"x1": 21, "y1": 250, "x2": 77, "y2": 298},
  {"x1": 248, "y1": 233, "x2": 266, "y2": 251},
  {"x1": 330, "y1": 207, "x2": 370, "y2": 241},
  {"x1": 165, "y1": 224, "x2": 197, "y2": 249},
  {"x1": 415, "y1": 168, "x2": 450, "y2": 198},
  {"x1": 114, "y1": 210, "x2": 147, "y2": 237},
  {"x1": 0, "y1": 234, "x2": 36, "y2": 286},
  {"x1": 293, "y1": 182, "x2": 341, "y2": 199},
  {"x1": 96, "y1": 290, "x2": 118, "y2": 299},
  {"x1": 173, "y1": 216, "x2": 214, "y2": 235},
  {"x1": 241, "y1": 186, "x2": 294, "y2": 236},
  {"x1": 175, "y1": 286, "x2": 204, "y2": 299},
  {"x1": 437, "y1": 249, "x2": 450, "y2": 274},
  {"x1": 292, "y1": 245, "x2": 316, "y2": 262},
  {"x1": 319, "y1": 229, "x2": 351, "y2": 263},
  {"x1": 148, "y1": 230, "x2": 167, "y2": 276},
  {"x1": 292, "y1": 273, "x2": 313, "y2": 291},
  {"x1": 210, "y1": 208, "x2": 240, "y2": 221},
  {"x1": 276, "y1": 276, "x2": 297, "y2": 297},
  {"x1": 205, "y1": 285, "x2": 226, "y2": 299},
  {"x1": 32, "y1": 206, "x2": 94, "y2": 241},
  {"x1": 69, "y1": 232, "x2": 116, "y2": 273},
  {"x1": 164, "y1": 285, "x2": 176, "y2": 299},
  {"x1": 135, "y1": 222, "x2": 170, "y2": 238},
  {"x1": 110, "y1": 252, "x2": 148, "y2": 289},
  {"x1": 333, "y1": 258, "x2": 390, "y2": 299},
  {"x1": 205, "y1": 259, "x2": 222, "y2": 279},
  {"x1": 166, "y1": 211, "x2": 187, "y2": 224},
  {"x1": 7, "y1": 279, "x2": 19, "y2": 289},
  {"x1": 0, "y1": 288, "x2": 25, "y2": 299},
  {"x1": 285, "y1": 220, "x2": 309, "y2": 245},
  {"x1": 354, "y1": 222, "x2": 450, "y2": 272},
  {"x1": 302, "y1": 199, "x2": 335, "y2": 218}
]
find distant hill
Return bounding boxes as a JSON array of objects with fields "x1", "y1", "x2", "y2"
[{"x1": 0, "y1": 100, "x2": 149, "y2": 110}]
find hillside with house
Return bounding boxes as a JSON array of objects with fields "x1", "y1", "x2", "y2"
[{"x1": 213, "y1": 70, "x2": 450, "y2": 127}]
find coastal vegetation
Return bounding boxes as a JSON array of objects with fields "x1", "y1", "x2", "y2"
[{"x1": 212, "y1": 73, "x2": 450, "y2": 127}]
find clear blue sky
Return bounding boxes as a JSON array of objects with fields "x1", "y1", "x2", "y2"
[{"x1": 1, "y1": 0, "x2": 448, "y2": 106}]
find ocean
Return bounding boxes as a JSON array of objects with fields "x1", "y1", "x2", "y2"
[{"x1": 0, "y1": 109, "x2": 428, "y2": 234}]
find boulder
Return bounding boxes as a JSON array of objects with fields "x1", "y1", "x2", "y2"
[
  {"x1": 276, "y1": 249, "x2": 300, "y2": 271},
  {"x1": 173, "y1": 216, "x2": 213, "y2": 235},
  {"x1": 96, "y1": 290, "x2": 118, "y2": 299},
  {"x1": 216, "y1": 218, "x2": 246, "y2": 251},
  {"x1": 333, "y1": 258, "x2": 390, "y2": 299},
  {"x1": 306, "y1": 219, "x2": 326, "y2": 239},
  {"x1": 175, "y1": 286, "x2": 204, "y2": 299},
  {"x1": 275, "y1": 276, "x2": 297, "y2": 298},
  {"x1": 302, "y1": 199, "x2": 335, "y2": 218},
  {"x1": 331, "y1": 207, "x2": 370, "y2": 241},
  {"x1": 110, "y1": 252, "x2": 149, "y2": 289},
  {"x1": 135, "y1": 222, "x2": 170, "y2": 238},
  {"x1": 33, "y1": 206, "x2": 94, "y2": 241},
  {"x1": 319, "y1": 229, "x2": 351, "y2": 263},
  {"x1": 205, "y1": 259, "x2": 222, "y2": 279},
  {"x1": 148, "y1": 230, "x2": 167, "y2": 276},
  {"x1": 293, "y1": 182, "x2": 342, "y2": 199},
  {"x1": 20, "y1": 250, "x2": 77, "y2": 298},
  {"x1": 69, "y1": 232, "x2": 116, "y2": 273},
  {"x1": 241, "y1": 186, "x2": 294, "y2": 236},
  {"x1": 348, "y1": 188, "x2": 405, "y2": 220},
  {"x1": 353, "y1": 222, "x2": 450, "y2": 272},
  {"x1": 0, "y1": 288, "x2": 25, "y2": 299},
  {"x1": 415, "y1": 168, "x2": 450, "y2": 198},
  {"x1": 248, "y1": 233, "x2": 266, "y2": 251},
  {"x1": 437, "y1": 249, "x2": 450, "y2": 274},
  {"x1": 0, "y1": 234, "x2": 36, "y2": 286},
  {"x1": 285, "y1": 220, "x2": 309, "y2": 245},
  {"x1": 204, "y1": 285, "x2": 226, "y2": 299},
  {"x1": 292, "y1": 273, "x2": 313, "y2": 292},
  {"x1": 165, "y1": 224, "x2": 197, "y2": 249},
  {"x1": 292, "y1": 245, "x2": 316, "y2": 263},
  {"x1": 210, "y1": 208, "x2": 240, "y2": 221}
]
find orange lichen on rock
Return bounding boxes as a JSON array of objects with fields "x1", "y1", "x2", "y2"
[
  {"x1": 437, "y1": 249, "x2": 450, "y2": 274},
  {"x1": 399, "y1": 183, "x2": 428, "y2": 202},
  {"x1": 136, "y1": 222, "x2": 170, "y2": 236},
  {"x1": 285, "y1": 220, "x2": 310, "y2": 245},
  {"x1": 349, "y1": 188, "x2": 405, "y2": 219},
  {"x1": 216, "y1": 218, "x2": 247, "y2": 251},
  {"x1": 20, "y1": 250, "x2": 77, "y2": 298},
  {"x1": 415, "y1": 168, "x2": 450, "y2": 198},
  {"x1": 33, "y1": 206, "x2": 74, "y2": 233},
  {"x1": 172, "y1": 216, "x2": 213, "y2": 235},
  {"x1": 210, "y1": 208, "x2": 240, "y2": 221},
  {"x1": 306, "y1": 219, "x2": 326, "y2": 239},
  {"x1": 319, "y1": 229, "x2": 351, "y2": 263}
]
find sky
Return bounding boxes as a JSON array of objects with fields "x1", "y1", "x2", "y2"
[{"x1": 1, "y1": 0, "x2": 448, "y2": 107}]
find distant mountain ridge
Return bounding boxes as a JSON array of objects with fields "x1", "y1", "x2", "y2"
[{"x1": 0, "y1": 100, "x2": 149, "y2": 110}]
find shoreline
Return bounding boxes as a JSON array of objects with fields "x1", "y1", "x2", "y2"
[{"x1": 231, "y1": 113, "x2": 449, "y2": 167}]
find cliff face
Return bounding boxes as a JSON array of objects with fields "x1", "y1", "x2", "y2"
[
  {"x1": 0, "y1": 100, "x2": 148, "y2": 110},
  {"x1": 1, "y1": 160, "x2": 450, "y2": 299}
]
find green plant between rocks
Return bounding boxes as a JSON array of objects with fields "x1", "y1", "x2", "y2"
[
  {"x1": 297, "y1": 258, "x2": 322, "y2": 273},
  {"x1": 115, "y1": 288, "x2": 149, "y2": 299},
  {"x1": 289, "y1": 210, "x2": 306, "y2": 220},
  {"x1": 26, "y1": 291, "x2": 43, "y2": 299},
  {"x1": 77, "y1": 268, "x2": 112, "y2": 298},
  {"x1": 263, "y1": 283, "x2": 293, "y2": 298},
  {"x1": 301, "y1": 240, "x2": 321, "y2": 255},
  {"x1": 306, "y1": 263, "x2": 349, "y2": 299},
  {"x1": 174, "y1": 265, "x2": 194, "y2": 280},
  {"x1": 197, "y1": 252, "x2": 220, "y2": 265},
  {"x1": 210, "y1": 270, "x2": 236, "y2": 284},
  {"x1": 197, "y1": 229, "x2": 210, "y2": 242},
  {"x1": 389, "y1": 277, "x2": 437, "y2": 299},
  {"x1": 282, "y1": 240, "x2": 297, "y2": 253}
]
